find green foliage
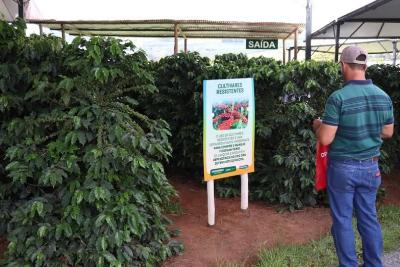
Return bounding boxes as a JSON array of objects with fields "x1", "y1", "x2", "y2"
[
  {"x1": 367, "y1": 64, "x2": 400, "y2": 170},
  {"x1": 152, "y1": 52, "x2": 398, "y2": 209},
  {"x1": 0, "y1": 20, "x2": 181, "y2": 266},
  {"x1": 147, "y1": 52, "x2": 210, "y2": 172}
]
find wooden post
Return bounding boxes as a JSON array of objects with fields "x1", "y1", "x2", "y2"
[
  {"x1": 283, "y1": 39, "x2": 286, "y2": 64},
  {"x1": 288, "y1": 48, "x2": 292, "y2": 62},
  {"x1": 184, "y1": 37, "x2": 188, "y2": 53},
  {"x1": 174, "y1": 23, "x2": 178, "y2": 55},
  {"x1": 393, "y1": 41, "x2": 397, "y2": 66},
  {"x1": 294, "y1": 28, "x2": 298, "y2": 60},
  {"x1": 39, "y1": 24, "x2": 43, "y2": 36},
  {"x1": 61, "y1": 24, "x2": 66, "y2": 41},
  {"x1": 335, "y1": 24, "x2": 341, "y2": 62}
]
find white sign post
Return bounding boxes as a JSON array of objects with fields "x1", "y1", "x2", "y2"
[
  {"x1": 203, "y1": 78, "x2": 255, "y2": 226},
  {"x1": 241, "y1": 173, "x2": 248, "y2": 210},
  {"x1": 207, "y1": 180, "x2": 215, "y2": 225}
]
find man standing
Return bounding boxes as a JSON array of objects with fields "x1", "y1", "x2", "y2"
[{"x1": 313, "y1": 46, "x2": 394, "y2": 267}]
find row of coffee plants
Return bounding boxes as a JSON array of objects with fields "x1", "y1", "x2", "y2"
[
  {"x1": 151, "y1": 53, "x2": 399, "y2": 208},
  {"x1": 0, "y1": 19, "x2": 182, "y2": 266},
  {"x1": 1, "y1": 19, "x2": 398, "y2": 265}
]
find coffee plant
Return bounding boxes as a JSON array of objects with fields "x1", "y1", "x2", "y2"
[
  {"x1": 152, "y1": 53, "x2": 398, "y2": 208},
  {"x1": 0, "y1": 19, "x2": 182, "y2": 266},
  {"x1": 367, "y1": 64, "x2": 400, "y2": 171}
]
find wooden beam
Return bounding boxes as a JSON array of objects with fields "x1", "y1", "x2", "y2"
[
  {"x1": 294, "y1": 28, "x2": 298, "y2": 60},
  {"x1": 61, "y1": 23, "x2": 66, "y2": 41},
  {"x1": 184, "y1": 38, "x2": 188, "y2": 53},
  {"x1": 174, "y1": 23, "x2": 178, "y2": 54},
  {"x1": 283, "y1": 39, "x2": 286, "y2": 64}
]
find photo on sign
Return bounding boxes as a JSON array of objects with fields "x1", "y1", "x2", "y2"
[{"x1": 212, "y1": 100, "x2": 249, "y2": 131}]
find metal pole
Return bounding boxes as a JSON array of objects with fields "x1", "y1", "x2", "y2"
[
  {"x1": 335, "y1": 24, "x2": 341, "y2": 62},
  {"x1": 305, "y1": 0, "x2": 312, "y2": 60},
  {"x1": 18, "y1": 0, "x2": 24, "y2": 19},
  {"x1": 294, "y1": 29, "x2": 298, "y2": 60},
  {"x1": 393, "y1": 41, "x2": 397, "y2": 66},
  {"x1": 283, "y1": 39, "x2": 286, "y2": 64},
  {"x1": 174, "y1": 23, "x2": 178, "y2": 55},
  {"x1": 184, "y1": 37, "x2": 188, "y2": 53}
]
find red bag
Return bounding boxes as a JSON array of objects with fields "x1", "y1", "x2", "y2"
[{"x1": 315, "y1": 142, "x2": 329, "y2": 190}]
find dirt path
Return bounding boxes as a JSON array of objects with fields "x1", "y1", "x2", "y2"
[
  {"x1": 0, "y1": 236, "x2": 6, "y2": 260},
  {"x1": 163, "y1": 177, "x2": 332, "y2": 267},
  {"x1": 163, "y1": 171, "x2": 400, "y2": 267},
  {"x1": 0, "y1": 171, "x2": 398, "y2": 266},
  {"x1": 382, "y1": 170, "x2": 400, "y2": 206}
]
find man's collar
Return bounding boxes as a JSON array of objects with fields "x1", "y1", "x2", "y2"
[{"x1": 345, "y1": 79, "x2": 372, "y2": 86}]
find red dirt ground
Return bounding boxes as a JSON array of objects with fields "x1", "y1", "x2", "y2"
[
  {"x1": 163, "y1": 171, "x2": 400, "y2": 267},
  {"x1": 0, "y1": 236, "x2": 6, "y2": 260},
  {"x1": 0, "y1": 171, "x2": 398, "y2": 266},
  {"x1": 381, "y1": 170, "x2": 400, "y2": 206}
]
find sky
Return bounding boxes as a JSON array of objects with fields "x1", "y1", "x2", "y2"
[{"x1": 24, "y1": 0, "x2": 377, "y2": 60}]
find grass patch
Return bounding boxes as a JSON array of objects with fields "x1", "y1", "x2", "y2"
[
  {"x1": 380, "y1": 205, "x2": 400, "y2": 251},
  {"x1": 255, "y1": 205, "x2": 400, "y2": 267},
  {"x1": 164, "y1": 200, "x2": 185, "y2": 216}
]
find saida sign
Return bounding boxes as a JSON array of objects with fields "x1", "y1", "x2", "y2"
[{"x1": 246, "y1": 39, "x2": 278, "y2": 49}]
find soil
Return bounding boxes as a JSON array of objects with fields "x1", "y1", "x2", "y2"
[
  {"x1": 163, "y1": 171, "x2": 400, "y2": 267},
  {"x1": 0, "y1": 171, "x2": 398, "y2": 266},
  {"x1": 0, "y1": 236, "x2": 6, "y2": 260},
  {"x1": 381, "y1": 170, "x2": 400, "y2": 206},
  {"x1": 162, "y1": 177, "x2": 332, "y2": 267}
]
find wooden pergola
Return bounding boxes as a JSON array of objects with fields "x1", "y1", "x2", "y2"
[{"x1": 27, "y1": 19, "x2": 304, "y2": 62}]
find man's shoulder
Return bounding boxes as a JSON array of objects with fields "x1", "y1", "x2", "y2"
[{"x1": 371, "y1": 84, "x2": 392, "y2": 99}]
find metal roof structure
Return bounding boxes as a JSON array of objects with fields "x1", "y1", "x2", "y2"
[
  {"x1": 289, "y1": 39, "x2": 399, "y2": 64},
  {"x1": 310, "y1": 0, "x2": 400, "y2": 61},
  {"x1": 311, "y1": 0, "x2": 400, "y2": 40},
  {"x1": 291, "y1": 39, "x2": 398, "y2": 54},
  {"x1": 1, "y1": 0, "x2": 20, "y2": 20},
  {"x1": 27, "y1": 19, "x2": 304, "y2": 60},
  {"x1": 27, "y1": 19, "x2": 304, "y2": 40}
]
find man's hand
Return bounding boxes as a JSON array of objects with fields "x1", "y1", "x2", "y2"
[{"x1": 313, "y1": 118, "x2": 322, "y2": 133}]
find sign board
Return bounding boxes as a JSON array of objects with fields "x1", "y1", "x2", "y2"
[
  {"x1": 246, "y1": 39, "x2": 278, "y2": 49},
  {"x1": 203, "y1": 78, "x2": 255, "y2": 181}
]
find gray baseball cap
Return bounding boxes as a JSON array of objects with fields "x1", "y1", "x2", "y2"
[{"x1": 340, "y1": 46, "x2": 368, "y2": 65}]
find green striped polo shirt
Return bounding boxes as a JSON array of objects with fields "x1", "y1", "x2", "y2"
[{"x1": 322, "y1": 79, "x2": 394, "y2": 160}]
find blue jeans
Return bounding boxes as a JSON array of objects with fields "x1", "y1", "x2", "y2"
[{"x1": 327, "y1": 158, "x2": 383, "y2": 267}]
